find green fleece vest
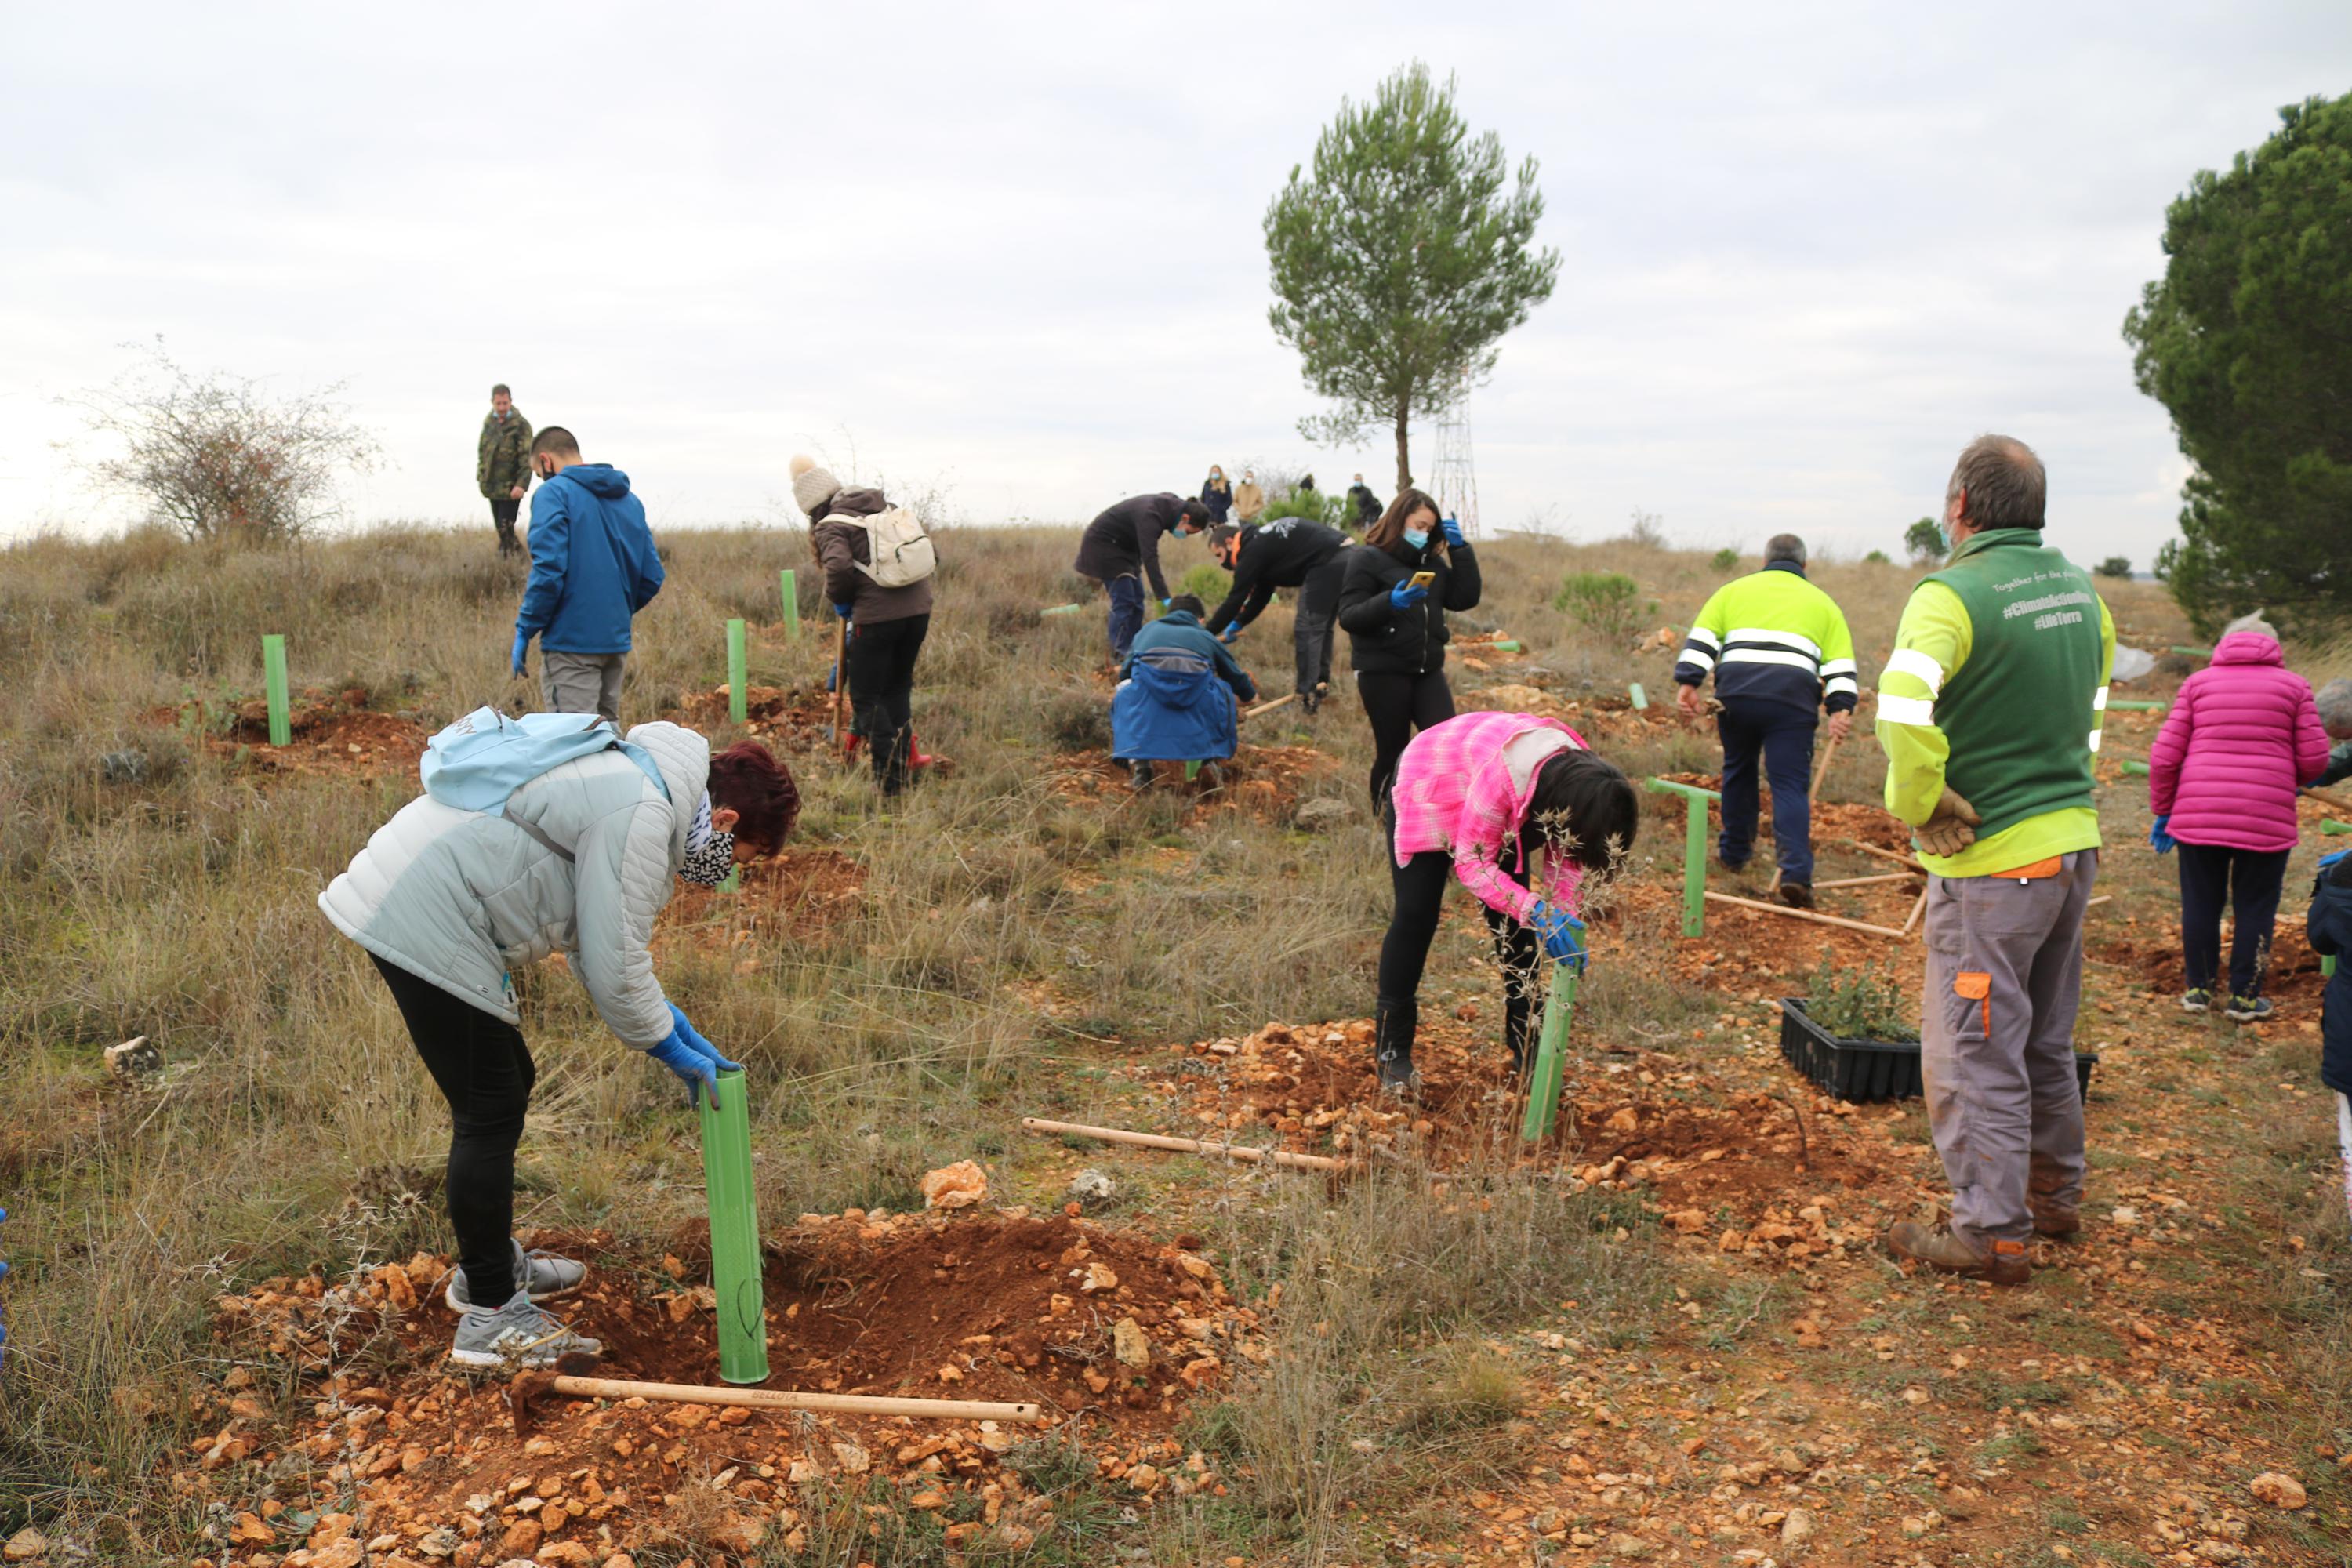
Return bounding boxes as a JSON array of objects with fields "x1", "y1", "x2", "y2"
[{"x1": 1922, "y1": 530, "x2": 2104, "y2": 840}]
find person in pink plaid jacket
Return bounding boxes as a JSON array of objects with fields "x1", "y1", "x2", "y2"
[{"x1": 1375, "y1": 710, "x2": 1640, "y2": 1091}]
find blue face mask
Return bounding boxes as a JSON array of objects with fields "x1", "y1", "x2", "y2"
[{"x1": 1403, "y1": 528, "x2": 1431, "y2": 550}]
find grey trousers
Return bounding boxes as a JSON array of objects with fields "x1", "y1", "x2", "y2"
[
  {"x1": 1922, "y1": 849, "x2": 2096, "y2": 1250},
  {"x1": 541, "y1": 650, "x2": 626, "y2": 723}
]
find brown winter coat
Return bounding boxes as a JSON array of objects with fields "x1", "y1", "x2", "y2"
[
  {"x1": 1233, "y1": 480, "x2": 1266, "y2": 523},
  {"x1": 811, "y1": 486, "x2": 934, "y2": 624}
]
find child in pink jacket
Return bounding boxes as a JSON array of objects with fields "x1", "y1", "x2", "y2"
[
  {"x1": 2147, "y1": 614, "x2": 2328, "y2": 1021},
  {"x1": 1375, "y1": 710, "x2": 1640, "y2": 1091}
]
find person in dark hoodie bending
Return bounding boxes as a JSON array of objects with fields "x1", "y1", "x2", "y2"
[
  {"x1": 1074, "y1": 492, "x2": 1213, "y2": 662},
  {"x1": 1337, "y1": 488, "x2": 1482, "y2": 804},
  {"x1": 511, "y1": 426, "x2": 664, "y2": 723},
  {"x1": 1203, "y1": 517, "x2": 1349, "y2": 713},
  {"x1": 790, "y1": 454, "x2": 935, "y2": 796}
]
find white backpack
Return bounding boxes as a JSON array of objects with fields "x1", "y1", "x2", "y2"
[{"x1": 839, "y1": 506, "x2": 936, "y2": 589}]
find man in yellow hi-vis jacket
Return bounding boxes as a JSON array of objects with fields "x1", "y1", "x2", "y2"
[{"x1": 1877, "y1": 434, "x2": 2114, "y2": 1287}]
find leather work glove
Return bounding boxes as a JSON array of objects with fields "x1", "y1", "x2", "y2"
[
  {"x1": 1915, "y1": 786, "x2": 1981, "y2": 858},
  {"x1": 1439, "y1": 516, "x2": 1467, "y2": 549},
  {"x1": 510, "y1": 629, "x2": 531, "y2": 678},
  {"x1": 1528, "y1": 901, "x2": 1588, "y2": 973},
  {"x1": 1388, "y1": 579, "x2": 1429, "y2": 610},
  {"x1": 2149, "y1": 815, "x2": 2176, "y2": 855},
  {"x1": 647, "y1": 1003, "x2": 744, "y2": 1109}
]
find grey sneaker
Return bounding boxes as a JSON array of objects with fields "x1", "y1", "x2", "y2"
[
  {"x1": 2223, "y1": 994, "x2": 2274, "y2": 1023},
  {"x1": 448, "y1": 1287, "x2": 603, "y2": 1369},
  {"x1": 2180, "y1": 988, "x2": 2212, "y2": 1013},
  {"x1": 444, "y1": 1240, "x2": 588, "y2": 1312}
]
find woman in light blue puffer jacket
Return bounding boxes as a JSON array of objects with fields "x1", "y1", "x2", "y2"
[{"x1": 320, "y1": 722, "x2": 798, "y2": 1366}]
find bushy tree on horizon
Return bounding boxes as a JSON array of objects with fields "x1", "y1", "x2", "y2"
[
  {"x1": 1903, "y1": 517, "x2": 1944, "y2": 565},
  {"x1": 1263, "y1": 64, "x2": 1559, "y2": 492},
  {"x1": 2123, "y1": 93, "x2": 2352, "y2": 634},
  {"x1": 2095, "y1": 555, "x2": 2133, "y2": 579}
]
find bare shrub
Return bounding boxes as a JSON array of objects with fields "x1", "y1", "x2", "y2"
[{"x1": 68, "y1": 339, "x2": 379, "y2": 546}]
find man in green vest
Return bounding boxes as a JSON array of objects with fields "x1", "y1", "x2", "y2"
[
  {"x1": 478, "y1": 383, "x2": 534, "y2": 557},
  {"x1": 1876, "y1": 434, "x2": 2114, "y2": 1287}
]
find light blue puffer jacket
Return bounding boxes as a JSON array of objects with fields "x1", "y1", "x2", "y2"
[{"x1": 318, "y1": 721, "x2": 708, "y2": 1046}]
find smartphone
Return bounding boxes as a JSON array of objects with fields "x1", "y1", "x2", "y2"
[{"x1": 1408, "y1": 570, "x2": 1436, "y2": 590}]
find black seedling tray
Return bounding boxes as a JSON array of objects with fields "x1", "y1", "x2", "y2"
[{"x1": 1777, "y1": 998, "x2": 2096, "y2": 1103}]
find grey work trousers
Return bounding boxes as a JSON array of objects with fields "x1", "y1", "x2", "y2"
[
  {"x1": 1921, "y1": 849, "x2": 2096, "y2": 1250},
  {"x1": 541, "y1": 650, "x2": 626, "y2": 723}
]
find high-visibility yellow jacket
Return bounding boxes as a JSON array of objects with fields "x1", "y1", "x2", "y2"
[{"x1": 1673, "y1": 562, "x2": 1858, "y2": 718}]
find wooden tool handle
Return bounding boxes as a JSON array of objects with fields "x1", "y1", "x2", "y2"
[
  {"x1": 549, "y1": 1374, "x2": 1044, "y2": 1423},
  {"x1": 1703, "y1": 889, "x2": 1907, "y2": 939},
  {"x1": 1021, "y1": 1116, "x2": 1350, "y2": 1171},
  {"x1": 1243, "y1": 694, "x2": 1297, "y2": 720},
  {"x1": 1810, "y1": 731, "x2": 1843, "y2": 796}
]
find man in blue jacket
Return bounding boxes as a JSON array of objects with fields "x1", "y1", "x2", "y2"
[
  {"x1": 1113, "y1": 594, "x2": 1258, "y2": 790},
  {"x1": 512, "y1": 426, "x2": 664, "y2": 721}
]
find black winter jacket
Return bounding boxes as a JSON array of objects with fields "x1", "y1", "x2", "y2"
[
  {"x1": 1075, "y1": 493, "x2": 1189, "y2": 600},
  {"x1": 1347, "y1": 483, "x2": 1381, "y2": 527},
  {"x1": 1205, "y1": 521, "x2": 1349, "y2": 634},
  {"x1": 2304, "y1": 851, "x2": 2352, "y2": 1097},
  {"x1": 1336, "y1": 535, "x2": 1482, "y2": 677}
]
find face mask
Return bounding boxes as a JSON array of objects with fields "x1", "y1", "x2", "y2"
[
  {"x1": 681, "y1": 830, "x2": 737, "y2": 886},
  {"x1": 1403, "y1": 528, "x2": 1431, "y2": 550}
]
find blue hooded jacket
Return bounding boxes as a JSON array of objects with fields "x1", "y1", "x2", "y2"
[
  {"x1": 1112, "y1": 610, "x2": 1258, "y2": 762},
  {"x1": 517, "y1": 464, "x2": 664, "y2": 654}
]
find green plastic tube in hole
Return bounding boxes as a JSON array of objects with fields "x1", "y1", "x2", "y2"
[
  {"x1": 1628, "y1": 681, "x2": 1648, "y2": 711},
  {"x1": 727, "y1": 619, "x2": 748, "y2": 724},
  {"x1": 1519, "y1": 964, "x2": 1580, "y2": 1143},
  {"x1": 263, "y1": 634, "x2": 291, "y2": 747},
  {"x1": 779, "y1": 570, "x2": 800, "y2": 640},
  {"x1": 2122, "y1": 760, "x2": 2150, "y2": 777},
  {"x1": 698, "y1": 1068, "x2": 769, "y2": 1385}
]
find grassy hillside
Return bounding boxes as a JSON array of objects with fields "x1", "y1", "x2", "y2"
[{"x1": 2, "y1": 521, "x2": 2345, "y2": 1566}]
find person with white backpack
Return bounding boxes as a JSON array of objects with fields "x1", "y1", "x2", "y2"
[
  {"x1": 791, "y1": 455, "x2": 936, "y2": 796},
  {"x1": 318, "y1": 710, "x2": 798, "y2": 1367}
]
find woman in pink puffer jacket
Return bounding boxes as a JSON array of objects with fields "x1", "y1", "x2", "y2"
[{"x1": 2147, "y1": 615, "x2": 2328, "y2": 1021}]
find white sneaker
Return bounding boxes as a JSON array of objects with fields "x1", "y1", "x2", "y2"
[
  {"x1": 448, "y1": 1287, "x2": 603, "y2": 1369},
  {"x1": 443, "y1": 1240, "x2": 588, "y2": 1312}
]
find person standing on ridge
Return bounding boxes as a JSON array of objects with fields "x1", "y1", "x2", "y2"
[
  {"x1": 1875, "y1": 434, "x2": 2114, "y2": 1287},
  {"x1": 1338, "y1": 488, "x2": 1483, "y2": 805},
  {"x1": 1346, "y1": 473, "x2": 1382, "y2": 531},
  {"x1": 477, "y1": 383, "x2": 533, "y2": 557},
  {"x1": 511, "y1": 426, "x2": 664, "y2": 723},
  {"x1": 1232, "y1": 468, "x2": 1266, "y2": 525},
  {"x1": 1672, "y1": 534, "x2": 1859, "y2": 908},
  {"x1": 1073, "y1": 492, "x2": 1212, "y2": 662},
  {"x1": 1202, "y1": 517, "x2": 1349, "y2": 714},
  {"x1": 1201, "y1": 465, "x2": 1233, "y2": 524}
]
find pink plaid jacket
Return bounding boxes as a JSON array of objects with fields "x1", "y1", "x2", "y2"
[{"x1": 1390, "y1": 711, "x2": 1590, "y2": 924}]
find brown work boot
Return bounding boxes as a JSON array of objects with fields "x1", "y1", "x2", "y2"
[
  {"x1": 1886, "y1": 1221, "x2": 2031, "y2": 1285},
  {"x1": 2027, "y1": 1156, "x2": 2080, "y2": 1238},
  {"x1": 1780, "y1": 881, "x2": 1814, "y2": 910}
]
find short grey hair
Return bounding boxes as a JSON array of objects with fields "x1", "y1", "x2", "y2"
[
  {"x1": 2317, "y1": 679, "x2": 2352, "y2": 739},
  {"x1": 1763, "y1": 533, "x2": 1806, "y2": 567},
  {"x1": 2221, "y1": 611, "x2": 2278, "y2": 642},
  {"x1": 1947, "y1": 434, "x2": 2045, "y2": 530}
]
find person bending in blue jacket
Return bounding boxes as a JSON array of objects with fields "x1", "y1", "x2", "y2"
[
  {"x1": 511, "y1": 426, "x2": 664, "y2": 721},
  {"x1": 1113, "y1": 594, "x2": 1258, "y2": 791}
]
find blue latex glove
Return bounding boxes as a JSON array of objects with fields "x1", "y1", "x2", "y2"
[
  {"x1": 1439, "y1": 516, "x2": 1467, "y2": 548},
  {"x1": 1160, "y1": 597, "x2": 1172, "y2": 611},
  {"x1": 2149, "y1": 815, "x2": 2175, "y2": 855},
  {"x1": 647, "y1": 1003, "x2": 743, "y2": 1109},
  {"x1": 1388, "y1": 579, "x2": 1429, "y2": 610},
  {"x1": 833, "y1": 602, "x2": 853, "y2": 619},
  {"x1": 510, "y1": 629, "x2": 531, "y2": 678},
  {"x1": 1528, "y1": 901, "x2": 1588, "y2": 972},
  {"x1": 1219, "y1": 622, "x2": 1242, "y2": 644}
]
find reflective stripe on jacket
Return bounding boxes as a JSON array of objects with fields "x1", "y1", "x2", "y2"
[{"x1": 1673, "y1": 561, "x2": 1857, "y2": 717}]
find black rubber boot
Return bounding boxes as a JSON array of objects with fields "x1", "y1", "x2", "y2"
[
  {"x1": 1127, "y1": 759, "x2": 1156, "y2": 791},
  {"x1": 1374, "y1": 998, "x2": 1419, "y2": 1094}
]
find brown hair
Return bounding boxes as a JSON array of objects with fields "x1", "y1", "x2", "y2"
[
  {"x1": 707, "y1": 742, "x2": 800, "y2": 854},
  {"x1": 532, "y1": 426, "x2": 581, "y2": 460},
  {"x1": 1946, "y1": 434, "x2": 2045, "y2": 530},
  {"x1": 1365, "y1": 488, "x2": 1443, "y2": 554}
]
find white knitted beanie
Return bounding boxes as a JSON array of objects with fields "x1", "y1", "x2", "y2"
[{"x1": 789, "y1": 454, "x2": 840, "y2": 517}]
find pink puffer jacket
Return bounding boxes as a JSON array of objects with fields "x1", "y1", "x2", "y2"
[{"x1": 2147, "y1": 630, "x2": 2328, "y2": 852}]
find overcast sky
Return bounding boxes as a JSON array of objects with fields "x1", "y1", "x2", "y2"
[{"x1": 4, "y1": 3, "x2": 2347, "y2": 564}]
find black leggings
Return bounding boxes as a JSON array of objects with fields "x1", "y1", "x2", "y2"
[
  {"x1": 1356, "y1": 668, "x2": 1455, "y2": 805},
  {"x1": 1375, "y1": 810, "x2": 1542, "y2": 1058},
  {"x1": 847, "y1": 613, "x2": 929, "y2": 793},
  {"x1": 373, "y1": 955, "x2": 533, "y2": 1304}
]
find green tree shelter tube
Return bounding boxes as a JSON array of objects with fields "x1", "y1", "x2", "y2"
[
  {"x1": 1519, "y1": 964, "x2": 1579, "y2": 1143},
  {"x1": 727, "y1": 619, "x2": 749, "y2": 724},
  {"x1": 779, "y1": 570, "x2": 800, "y2": 640},
  {"x1": 263, "y1": 634, "x2": 291, "y2": 747},
  {"x1": 698, "y1": 1069, "x2": 769, "y2": 1385},
  {"x1": 1645, "y1": 778, "x2": 1720, "y2": 938}
]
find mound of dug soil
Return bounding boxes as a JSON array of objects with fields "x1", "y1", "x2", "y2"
[
  {"x1": 200, "y1": 1211, "x2": 1257, "y2": 1562},
  {"x1": 678, "y1": 683, "x2": 844, "y2": 754},
  {"x1": 1052, "y1": 742, "x2": 1338, "y2": 821},
  {"x1": 148, "y1": 691, "x2": 426, "y2": 780},
  {"x1": 659, "y1": 848, "x2": 866, "y2": 948}
]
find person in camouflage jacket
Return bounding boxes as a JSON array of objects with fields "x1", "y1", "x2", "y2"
[{"x1": 478, "y1": 384, "x2": 534, "y2": 555}]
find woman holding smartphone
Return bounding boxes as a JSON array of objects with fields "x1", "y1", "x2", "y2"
[{"x1": 1337, "y1": 488, "x2": 1482, "y2": 804}]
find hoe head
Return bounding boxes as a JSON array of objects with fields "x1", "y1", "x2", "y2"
[{"x1": 506, "y1": 1349, "x2": 603, "y2": 1435}]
